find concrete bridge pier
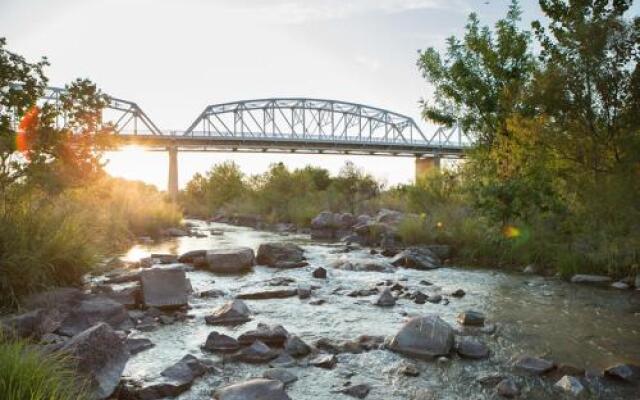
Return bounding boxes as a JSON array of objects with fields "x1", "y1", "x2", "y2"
[
  {"x1": 168, "y1": 145, "x2": 178, "y2": 202},
  {"x1": 415, "y1": 156, "x2": 441, "y2": 182}
]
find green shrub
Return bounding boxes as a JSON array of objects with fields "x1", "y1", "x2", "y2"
[{"x1": 0, "y1": 337, "x2": 88, "y2": 400}]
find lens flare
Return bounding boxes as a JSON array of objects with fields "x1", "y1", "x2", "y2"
[
  {"x1": 16, "y1": 106, "x2": 40, "y2": 155},
  {"x1": 436, "y1": 221, "x2": 444, "y2": 229},
  {"x1": 502, "y1": 225, "x2": 521, "y2": 238}
]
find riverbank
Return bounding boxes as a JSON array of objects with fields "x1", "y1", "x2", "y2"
[{"x1": 2, "y1": 219, "x2": 639, "y2": 399}]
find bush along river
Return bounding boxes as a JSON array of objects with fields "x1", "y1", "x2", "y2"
[{"x1": 2, "y1": 210, "x2": 640, "y2": 400}]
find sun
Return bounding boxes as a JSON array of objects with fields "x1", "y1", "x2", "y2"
[{"x1": 103, "y1": 145, "x2": 167, "y2": 189}]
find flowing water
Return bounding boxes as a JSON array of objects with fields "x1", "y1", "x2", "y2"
[{"x1": 116, "y1": 220, "x2": 640, "y2": 399}]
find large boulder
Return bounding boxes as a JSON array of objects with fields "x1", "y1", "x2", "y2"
[
  {"x1": 1, "y1": 308, "x2": 62, "y2": 339},
  {"x1": 177, "y1": 249, "x2": 207, "y2": 264},
  {"x1": 203, "y1": 331, "x2": 240, "y2": 353},
  {"x1": 205, "y1": 247, "x2": 255, "y2": 273},
  {"x1": 58, "y1": 296, "x2": 129, "y2": 337},
  {"x1": 310, "y1": 211, "x2": 356, "y2": 240},
  {"x1": 513, "y1": 355, "x2": 555, "y2": 375},
  {"x1": 60, "y1": 323, "x2": 129, "y2": 399},
  {"x1": 256, "y1": 243, "x2": 306, "y2": 268},
  {"x1": 205, "y1": 300, "x2": 251, "y2": 325},
  {"x1": 387, "y1": 315, "x2": 455, "y2": 359},
  {"x1": 213, "y1": 378, "x2": 291, "y2": 400},
  {"x1": 390, "y1": 247, "x2": 441, "y2": 270},
  {"x1": 140, "y1": 267, "x2": 189, "y2": 309}
]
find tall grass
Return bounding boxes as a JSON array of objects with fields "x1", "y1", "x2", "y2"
[{"x1": 0, "y1": 337, "x2": 88, "y2": 400}]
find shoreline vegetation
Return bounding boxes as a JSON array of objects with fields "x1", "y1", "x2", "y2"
[{"x1": 0, "y1": 0, "x2": 638, "y2": 398}]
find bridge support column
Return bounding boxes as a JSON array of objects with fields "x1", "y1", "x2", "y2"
[
  {"x1": 415, "y1": 156, "x2": 441, "y2": 182},
  {"x1": 168, "y1": 145, "x2": 178, "y2": 202}
]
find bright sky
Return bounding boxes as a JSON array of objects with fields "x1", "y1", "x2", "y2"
[{"x1": 2, "y1": 0, "x2": 550, "y2": 190}]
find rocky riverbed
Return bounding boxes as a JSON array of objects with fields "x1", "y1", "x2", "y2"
[{"x1": 3, "y1": 219, "x2": 640, "y2": 399}]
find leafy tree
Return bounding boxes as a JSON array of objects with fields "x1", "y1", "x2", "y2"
[
  {"x1": 417, "y1": 0, "x2": 536, "y2": 145},
  {"x1": 332, "y1": 161, "x2": 379, "y2": 214}
]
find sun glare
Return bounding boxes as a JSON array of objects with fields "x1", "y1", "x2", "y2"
[{"x1": 104, "y1": 146, "x2": 167, "y2": 189}]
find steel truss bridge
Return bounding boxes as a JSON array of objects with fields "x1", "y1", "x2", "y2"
[{"x1": 15, "y1": 85, "x2": 475, "y2": 197}]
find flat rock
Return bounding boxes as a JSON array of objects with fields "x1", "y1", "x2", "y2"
[
  {"x1": 160, "y1": 354, "x2": 209, "y2": 385},
  {"x1": 341, "y1": 383, "x2": 371, "y2": 398},
  {"x1": 456, "y1": 337, "x2": 489, "y2": 359},
  {"x1": 236, "y1": 289, "x2": 297, "y2": 300},
  {"x1": 513, "y1": 355, "x2": 555, "y2": 375},
  {"x1": 140, "y1": 267, "x2": 189, "y2": 309},
  {"x1": 331, "y1": 259, "x2": 395, "y2": 272},
  {"x1": 263, "y1": 368, "x2": 298, "y2": 385},
  {"x1": 205, "y1": 300, "x2": 251, "y2": 325},
  {"x1": 554, "y1": 375, "x2": 586, "y2": 396},
  {"x1": 126, "y1": 337, "x2": 155, "y2": 354},
  {"x1": 390, "y1": 247, "x2": 440, "y2": 270},
  {"x1": 238, "y1": 323, "x2": 289, "y2": 347},
  {"x1": 309, "y1": 353, "x2": 337, "y2": 369},
  {"x1": 205, "y1": 247, "x2": 255, "y2": 273},
  {"x1": 457, "y1": 310, "x2": 485, "y2": 326},
  {"x1": 570, "y1": 274, "x2": 612, "y2": 285},
  {"x1": 270, "y1": 353, "x2": 296, "y2": 368},
  {"x1": 203, "y1": 331, "x2": 240, "y2": 353},
  {"x1": 58, "y1": 296, "x2": 129, "y2": 336},
  {"x1": 177, "y1": 249, "x2": 207, "y2": 264},
  {"x1": 235, "y1": 340, "x2": 278, "y2": 363},
  {"x1": 213, "y1": 378, "x2": 291, "y2": 400},
  {"x1": 387, "y1": 315, "x2": 455, "y2": 359},
  {"x1": 60, "y1": 323, "x2": 129, "y2": 399}
]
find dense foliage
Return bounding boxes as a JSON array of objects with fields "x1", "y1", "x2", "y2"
[
  {"x1": 0, "y1": 39, "x2": 181, "y2": 308},
  {"x1": 0, "y1": 336, "x2": 89, "y2": 400}
]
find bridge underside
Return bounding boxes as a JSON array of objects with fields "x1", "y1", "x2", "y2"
[{"x1": 119, "y1": 136, "x2": 465, "y2": 157}]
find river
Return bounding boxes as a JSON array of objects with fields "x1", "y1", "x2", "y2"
[{"x1": 115, "y1": 220, "x2": 640, "y2": 399}]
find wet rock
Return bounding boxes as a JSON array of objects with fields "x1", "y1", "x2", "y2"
[
  {"x1": 133, "y1": 381, "x2": 192, "y2": 399},
  {"x1": 177, "y1": 249, "x2": 207, "y2": 263},
  {"x1": 160, "y1": 354, "x2": 209, "y2": 384},
  {"x1": 265, "y1": 277, "x2": 296, "y2": 286},
  {"x1": 104, "y1": 271, "x2": 141, "y2": 284},
  {"x1": 348, "y1": 288, "x2": 380, "y2": 297},
  {"x1": 570, "y1": 274, "x2": 612, "y2": 285},
  {"x1": 554, "y1": 375, "x2": 586, "y2": 396},
  {"x1": 1, "y1": 308, "x2": 61, "y2": 340},
  {"x1": 450, "y1": 288, "x2": 466, "y2": 298},
  {"x1": 140, "y1": 267, "x2": 189, "y2": 309},
  {"x1": 387, "y1": 315, "x2": 455, "y2": 359},
  {"x1": 390, "y1": 247, "x2": 440, "y2": 270},
  {"x1": 199, "y1": 289, "x2": 226, "y2": 298},
  {"x1": 397, "y1": 361, "x2": 420, "y2": 377},
  {"x1": 496, "y1": 378, "x2": 519, "y2": 398},
  {"x1": 257, "y1": 242, "x2": 306, "y2": 268},
  {"x1": 60, "y1": 323, "x2": 129, "y2": 399},
  {"x1": 126, "y1": 337, "x2": 155, "y2": 354},
  {"x1": 203, "y1": 331, "x2": 240, "y2": 353},
  {"x1": 58, "y1": 296, "x2": 129, "y2": 336},
  {"x1": 375, "y1": 288, "x2": 396, "y2": 307},
  {"x1": 238, "y1": 323, "x2": 289, "y2": 347},
  {"x1": 341, "y1": 383, "x2": 371, "y2": 399},
  {"x1": 205, "y1": 300, "x2": 251, "y2": 325},
  {"x1": 213, "y1": 378, "x2": 290, "y2": 400},
  {"x1": 310, "y1": 299, "x2": 326, "y2": 305},
  {"x1": 235, "y1": 340, "x2": 279, "y2": 363},
  {"x1": 106, "y1": 285, "x2": 141, "y2": 308},
  {"x1": 205, "y1": 247, "x2": 255, "y2": 273},
  {"x1": 411, "y1": 388, "x2": 437, "y2": 400},
  {"x1": 513, "y1": 355, "x2": 555, "y2": 375},
  {"x1": 270, "y1": 353, "x2": 296, "y2": 368},
  {"x1": 331, "y1": 258, "x2": 395, "y2": 272},
  {"x1": 523, "y1": 264, "x2": 538, "y2": 274},
  {"x1": 413, "y1": 291, "x2": 428, "y2": 304},
  {"x1": 312, "y1": 267, "x2": 327, "y2": 279},
  {"x1": 236, "y1": 289, "x2": 298, "y2": 300},
  {"x1": 604, "y1": 363, "x2": 640, "y2": 383},
  {"x1": 263, "y1": 368, "x2": 298, "y2": 385},
  {"x1": 284, "y1": 335, "x2": 311, "y2": 357},
  {"x1": 457, "y1": 310, "x2": 485, "y2": 326},
  {"x1": 456, "y1": 337, "x2": 489, "y2": 359},
  {"x1": 309, "y1": 353, "x2": 337, "y2": 369},
  {"x1": 477, "y1": 373, "x2": 505, "y2": 387},
  {"x1": 427, "y1": 294, "x2": 442, "y2": 303},
  {"x1": 611, "y1": 281, "x2": 629, "y2": 290},
  {"x1": 297, "y1": 285, "x2": 312, "y2": 299}
]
